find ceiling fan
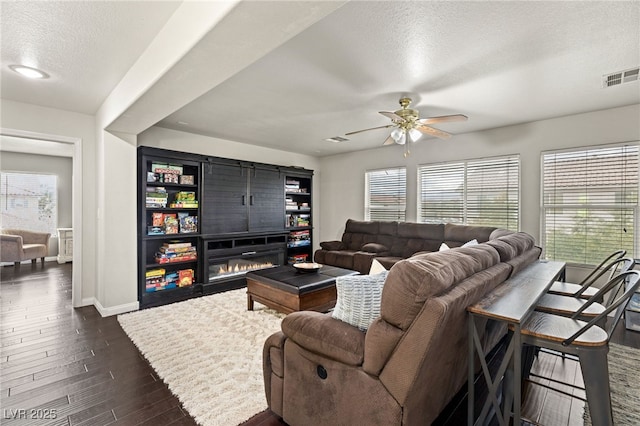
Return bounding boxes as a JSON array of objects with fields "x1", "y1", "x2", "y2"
[{"x1": 346, "y1": 97, "x2": 468, "y2": 148}]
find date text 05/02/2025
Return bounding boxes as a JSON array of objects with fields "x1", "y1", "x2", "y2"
[{"x1": 3, "y1": 409, "x2": 57, "y2": 420}]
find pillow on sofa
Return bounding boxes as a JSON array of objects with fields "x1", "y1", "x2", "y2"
[
  {"x1": 462, "y1": 239, "x2": 478, "y2": 247},
  {"x1": 369, "y1": 258, "x2": 387, "y2": 275},
  {"x1": 332, "y1": 271, "x2": 389, "y2": 331},
  {"x1": 361, "y1": 242, "x2": 389, "y2": 254}
]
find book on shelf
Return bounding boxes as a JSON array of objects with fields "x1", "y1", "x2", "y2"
[
  {"x1": 164, "y1": 214, "x2": 179, "y2": 234},
  {"x1": 151, "y1": 163, "x2": 183, "y2": 175},
  {"x1": 169, "y1": 202, "x2": 199, "y2": 208},
  {"x1": 155, "y1": 252, "x2": 197, "y2": 264},
  {"x1": 164, "y1": 241, "x2": 193, "y2": 249},
  {"x1": 296, "y1": 214, "x2": 310, "y2": 226},
  {"x1": 179, "y1": 175, "x2": 194, "y2": 185},
  {"x1": 178, "y1": 212, "x2": 198, "y2": 233},
  {"x1": 288, "y1": 229, "x2": 310, "y2": 247},
  {"x1": 156, "y1": 241, "x2": 196, "y2": 262},
  {"x1": 288, "y1": 253, "x2": 308, "y2": 264},
  {"x1": 148, "y1": 213, "x2": 198, "y2": 235},
  {"x1": 178, "y1": 269, "x2": 194, "y2": 287},
  {"x1": 159, "y1": 245, "x2": 196, "y2": 254},
  {"x1": 145, "y1": 268, "x2": 167, "y2": 292}
]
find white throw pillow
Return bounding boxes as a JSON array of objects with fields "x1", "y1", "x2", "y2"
[
  {"x1": 368, "y1": 258, "x2": 387, "y2": 275},
  {"x1": 332, "y1": 271, "x2": 388, "y2": 331},
  {"x1": 462, "y1": 239, "x2": 478, "y2": 247},
  {"x1": 439, "y1": 242, "x2": 450, "y2": 251}
]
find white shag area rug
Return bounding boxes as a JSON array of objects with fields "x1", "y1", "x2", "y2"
[{"x1": 117, "y1": 289, "x2": 285, "y2": 426}]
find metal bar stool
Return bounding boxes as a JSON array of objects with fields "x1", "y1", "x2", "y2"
[
  {"x1": 507, "y1": 270, "x2": 640, "y2": 426},
  {"x1": 547, "y1": 250, "x2": 627, "y2": 300}
]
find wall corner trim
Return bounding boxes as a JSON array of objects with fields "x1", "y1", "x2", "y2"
[{"x1": 93, "y1": 299, "x2": 140, "y2": 317}]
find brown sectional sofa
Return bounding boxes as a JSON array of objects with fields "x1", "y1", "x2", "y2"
[
  {"x1": 314, "y1": 219, "x2": 506, "y2": 273},
  {"x1": 263, "y1": 230, "x2": 541, "y2": 425}
]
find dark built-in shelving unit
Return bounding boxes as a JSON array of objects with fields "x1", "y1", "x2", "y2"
[{"x1": 137, "y1": 147, "x2": 313, "y2": 308}]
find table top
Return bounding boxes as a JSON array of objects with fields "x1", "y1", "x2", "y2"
[
  {"x1": 468, "y1": 260, "x2": 566, "y2": 324},
  {"x1": 245, "y1": 264, "x2": 359, "y2": 295}
]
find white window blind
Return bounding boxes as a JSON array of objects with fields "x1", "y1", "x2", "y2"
[
  {"x1": 365, "y1": 167, "x2": 406, "y2": 221},
  {"x1": 542, "y1": 144, "x2": 639, "y2": 265},
  {"x1": 0, "y1": 172, "x2": 58, "y2": 234},
  {"x1": 418, "y1": 155, "x2": 520, "y2": 229}
]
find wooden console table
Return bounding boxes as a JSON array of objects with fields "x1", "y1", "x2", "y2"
[{"x1": 467, "y1": 260, "x2": 566, "y2": 425}]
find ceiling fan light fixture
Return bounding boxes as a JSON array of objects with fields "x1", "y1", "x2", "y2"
[
  {"x1": 408, "y1": 128, "x2": 422, "y2": 142},
  {"x1": 390, "y1": 127, "x2": 404, "y2": 142}
]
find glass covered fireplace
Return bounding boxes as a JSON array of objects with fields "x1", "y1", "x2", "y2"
[{"x1": 204, "y1": 234, "x2": 287, "y2": 285}]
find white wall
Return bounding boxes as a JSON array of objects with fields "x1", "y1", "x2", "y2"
[
  {"x1": 0, "y1": 99, "x2": 97, "y2": 303},
  {"x1": 318, "y1": 104, "x2": 640, "y2": 280},
  {"x1": 95, "y1": 131, "x2": 138, "y2": 313}
]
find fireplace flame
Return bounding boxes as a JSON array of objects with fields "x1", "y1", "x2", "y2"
[{"x1": 218, "y1": 261, "x2": 273, "y2": 276}]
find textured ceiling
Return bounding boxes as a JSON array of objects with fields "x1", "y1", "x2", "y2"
[
  {"x1": 157, "y1": 1, "x2": 640, "y2": 156},
  {"x1": 0, "y1": 1, "x2": 181, "y2": 113},
  {"x1": 1, "y1": 1, "x2": 639, "y2": 157}
]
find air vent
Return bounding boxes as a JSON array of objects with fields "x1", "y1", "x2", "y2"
[
  {"x1": 325, "y1": 136, "x2": 349, "y2": 143},
  {"x1": 602, "y1": 67, "x2": 639, "y2": 88}
]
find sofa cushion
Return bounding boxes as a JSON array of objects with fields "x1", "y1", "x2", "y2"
[
  {"x1": 340, "y1": 219, "x2": 381, "y2": 250},
  {"x1": 361, "y1": 242, "x2": 389, "y2": 254},
  {"x1": 381, "y1": 248, "x2": 499, "y2": 330},
  {"x1": 392, "y1": 223, "x2": 443, "y2": 256},
  {"x1": 319, "y1": 250, "x2": 358, "y2": 270},
  {"x1": 332, "y1": 271, "x2": 389, "y2": 331},
  {"x1": 320, "y1": 240, "x2": 344, "y2": 251},
  {"x1": 485, "y1": 232, "x2": 535, "y2": 262},
  {"x1": 444, "y1": 223, "x2": 496, "y2": 247},
  {"x1": 282, "y1": 311, "x2": 365, "y2": 366}
]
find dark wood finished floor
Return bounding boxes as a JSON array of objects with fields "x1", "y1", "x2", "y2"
[{"x1": 2, "y1": 262, "x2": 639, "y2": 426}]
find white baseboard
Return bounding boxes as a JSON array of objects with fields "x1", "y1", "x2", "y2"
[{"x1": 93, "y1": 298, "x2": 140, "y2": 317}]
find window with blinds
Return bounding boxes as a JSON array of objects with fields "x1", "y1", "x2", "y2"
[
  {"x1": 365, "y1": 167, "x2": 406, "y2": 221},
  {"x1": 0, "y1": 172, "x2": 58, "y2": 234},
  {"x1": 418, "y1": 155, "x2": 520, "y2": 229},
  {"x1": 542, "y1": 144, "x2": 639, "y2": 265}
]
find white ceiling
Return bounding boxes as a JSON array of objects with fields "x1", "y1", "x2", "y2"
[{"x1": 2, "y1": 1, "x2": 639, "y2": 157}]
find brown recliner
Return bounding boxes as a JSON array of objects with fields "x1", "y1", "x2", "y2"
[
  {"x1": 263, "y1": 232, "x2": 541, "y2": 425},
  {"x1": 1, "y1": 228, "x2": 50, "y2": 270}
]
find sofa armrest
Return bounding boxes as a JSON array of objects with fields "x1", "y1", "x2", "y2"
[
  {"x1": 281, "y1": 311, "x2": 365, "y2": 366},
  {"x1": 320, "y1": 240, "x2": 344, "y2": 251},
  {"x1": 21, "y1": 230, "x2": 50, "y2": 246},
  {"x1": 0, "y1": 234, "x2": 23, "y2": 262}
]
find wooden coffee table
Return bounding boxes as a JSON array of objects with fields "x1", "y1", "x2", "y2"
[{"x1": 245, "y1": 265, "x2": 358, "y2": 314}]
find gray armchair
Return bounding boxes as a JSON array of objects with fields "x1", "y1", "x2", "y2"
[{"x1": 1, "y1": 228, "x2": 50, "y2": 270}]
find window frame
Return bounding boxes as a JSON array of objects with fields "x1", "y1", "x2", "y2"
[
  {"x1": 364, "y1": 166, "x2": 407, "y2": 221},
  {"x1": 417, "y1": 154, "x2": 520, "y2": 229},
  {"x1": 0, "y1": 171, "x2": 58, "y2": 235},
  {"x1": 540, "y1": 142, "x2": 640, "y2": 266}
]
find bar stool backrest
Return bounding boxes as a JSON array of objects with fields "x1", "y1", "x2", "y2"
[
  {"x1": 564, "y1": 270, "x2": 640, "y2": 346},
  {"x1": 574, "y1": 254, "x2": 632, "y2": 298}
]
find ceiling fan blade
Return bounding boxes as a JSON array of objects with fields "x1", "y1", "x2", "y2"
[
  {"x1": 382, "y1": 135, "x2": 395, "y2": 146},
  {"x1": 417, "y1": 114, "x2": 468, "y2": 125},
  {"x1": 345, "y1": 124, "x2": 394, "y2": 136},
  {"x1": 379, "y1": 111, "x2": 404, "y2": 122},
  {"x1": 415, "y1": 124, "x2": 452, "y2": 139}
]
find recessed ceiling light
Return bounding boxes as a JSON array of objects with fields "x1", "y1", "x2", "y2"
[
  {"x1": 177, "y1": 121, "x2": 190, "y2": 126},
  {"x1": 9, "y1": 64, "x2": 49, "y2": 79}
]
